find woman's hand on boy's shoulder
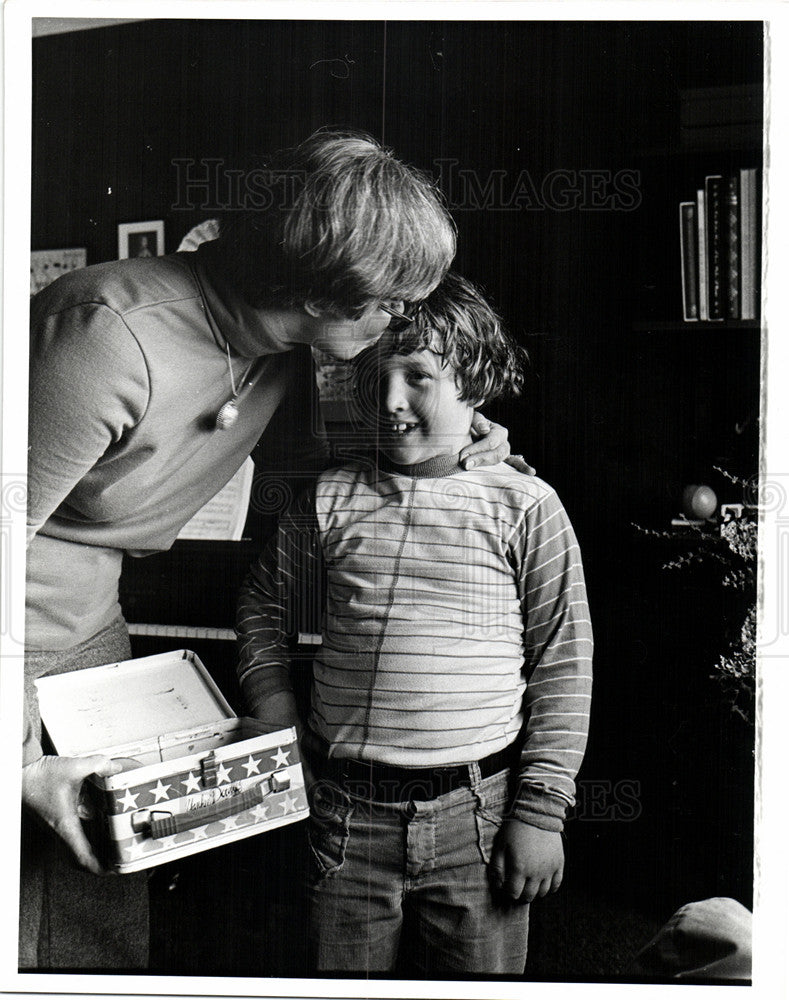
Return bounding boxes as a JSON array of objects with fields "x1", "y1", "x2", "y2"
[
  {"x1": 461, "y1": 414, "x2": 510, "y2": 469},
  {"x1": 488, "y1": 819, "x2": 564, "y2": 904},
  {"x1": 461, "y1": 414, "x2": 535, "y2": 474}
]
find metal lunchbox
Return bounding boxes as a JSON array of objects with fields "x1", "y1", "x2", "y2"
[{"x1": 35, "y1": 649, "x2": 309, "y2": 873}]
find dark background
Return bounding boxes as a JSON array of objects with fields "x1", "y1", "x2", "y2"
[{"x1": 32, "y1": 18, "x2": 761, "y2": 979}]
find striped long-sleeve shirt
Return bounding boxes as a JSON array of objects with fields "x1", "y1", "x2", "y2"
[{"x1": 237, "y1": 452, "x2": 593, "y2": 830}]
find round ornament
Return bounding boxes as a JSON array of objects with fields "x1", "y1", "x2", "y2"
[
  {"x1": 215, "y1": 400, "x2": 240, "y2": 430},
  {"x1": 682, "y1": 484, "x2": 717, "y2": 520}
]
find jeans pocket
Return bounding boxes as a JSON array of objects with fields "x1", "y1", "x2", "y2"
[
  {"x1": 307, "y1": 780, "x2": 354, "y2": 879},
  {"x1": 473, "y1": 770, "x2": 511, "y2": 865}
]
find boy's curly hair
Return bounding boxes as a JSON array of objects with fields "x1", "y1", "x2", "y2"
[{"x1": 365, "y1": 271, "x2": 528, "y2": 404}]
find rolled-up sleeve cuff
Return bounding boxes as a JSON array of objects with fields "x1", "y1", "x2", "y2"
[
  {"x1": 240, "y1": 663, "x2": 294, "y2": 716},
  {"x1": 509, "y1": 785, "x2": 568, "y2": 832}
]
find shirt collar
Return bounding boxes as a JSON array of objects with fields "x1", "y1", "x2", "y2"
[
  {"x1": 377, "y1": 452, "x2": 465, "y2": 479},
  {"x1": 186, "y1": 240, "x2": 292, "y2": 359}
]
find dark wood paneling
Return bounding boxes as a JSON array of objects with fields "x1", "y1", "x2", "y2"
[{"x1": 32, "y1": 19, "x2": 762, "y2": 975}]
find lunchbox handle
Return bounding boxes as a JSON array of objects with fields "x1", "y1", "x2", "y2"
[{"x1": 148, "y1": 772, "x2": 289, "y2": 839}]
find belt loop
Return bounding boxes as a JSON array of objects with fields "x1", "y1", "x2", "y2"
[{"x1": 468, "y1": 760, "x2": 483, "y2": 790}]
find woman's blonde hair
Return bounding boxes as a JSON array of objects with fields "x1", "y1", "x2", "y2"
[{"x1": 217, "y1": 129, "x2": 456, "y2": 315}]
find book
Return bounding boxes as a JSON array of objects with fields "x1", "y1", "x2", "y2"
[
  {"x1": 740, "y1": 167, "x2": 758, "y2": 320},
  {"x1": 679, "y1": 202, "x2": 699, "y2": 321},
  {"x1": 696, "y1": 188, "x2": 709, "y2": 321},
  {"x1": 704, "y1": 175, "x2": 725, "y2": 320},
  {"x1": 724, "y1": 174, "x2": 740, "y2": 319}
]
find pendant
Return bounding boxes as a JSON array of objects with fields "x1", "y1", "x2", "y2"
[{"x1": 215, "y1": 399, "x2": 240, "y2": 430}]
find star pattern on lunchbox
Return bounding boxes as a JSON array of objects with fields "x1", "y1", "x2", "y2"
[
  {"x1": 112, "y1": 741, "x2": 299, "y2": 811},
  {"x1": 152, "y1": 779, "x2": 173, "y2": 802},
  {"x1": 154, "y1": 833, "x2": 179, "y2": 850},
  {"x1": 242, "y1": 754, "x2": 261, "y2": 776},
  {"x1": 216, "y1": 762, "x2": 234, "y2": 785},
  {"x1": 118, "y1": 788, "x2": 308, "y2": 862},
  {"x1": 181, "y1": 771, "x2": 201, "y2": 794},
  {"x1": 117, "y1": 787, "x2": 140, "y2": 812},
  {"x1": 279, "y1": 792, "x2": 299, "y2": 815},
  {"x1": 124, "y1": 839, "x2": 150, "y2": 862}
]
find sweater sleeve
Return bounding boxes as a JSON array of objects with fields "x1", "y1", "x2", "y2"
[
  {"x1": 236, "y1": 487, "x2": 322, "y2": 719},
  {"x1": 27, "y1": 297, "x2": 150, "y2": 543},
  {"x1": 509, "y1": 488, "x2": 593, "y2": 831},
  {"x1": 24, "y1": 297, "x2": 149, "y2": 766}
]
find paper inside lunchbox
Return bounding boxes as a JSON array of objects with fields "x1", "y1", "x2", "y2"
[{"x1": 36, "y1": 650, "x2": 234, "y2": 758}]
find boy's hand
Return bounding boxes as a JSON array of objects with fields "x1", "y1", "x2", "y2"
[
  {"x1": 488, "y1": 819, "x2": 564, "y2": 903},
  {"x1": 247, "y1": 691, "x2": 315, "y2": 793},
  {"x1": 461, "y1": 413, "x2": 510, "y2": 469}
]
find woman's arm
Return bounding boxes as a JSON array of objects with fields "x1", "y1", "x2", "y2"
[
  {"x1": 27, "y1": 299, "x2": 149, "y2": 543},
  {"x1": 23, "y1": 297, "x2": 149, "y2": 868}
]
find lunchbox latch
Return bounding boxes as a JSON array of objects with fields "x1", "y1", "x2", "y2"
[{"x1": 200, "y1": 751, "x2": 219, "y2": 788}]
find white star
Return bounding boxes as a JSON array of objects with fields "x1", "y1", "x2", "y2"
[
  {"x1": 271, "y1": 746, "x2": 291, "y2": 768},
  {"x1": 123, "y1": 838, "x2": 149, "y2": 861},
  {"x1": 152, "y1": 833, "x2": 179, "y2": 850},
  {"x1": 190, "y1": 825, "x2": 210, "y2": 841},
  {"x1": 250, "y1": 803, "x2": 269, "y2": 823},
  {"x1": 215, "y1": 762, "x2": 233, "y2": 785},
  {"x1": 151, "y1": 779, "x2": 173, "y2": 802},
  {"x1": 279, "y1": 792, "x2": 299, "y2": 815},
  {"x1": 241, "y1": 754, "x2": 261, "y2": 777},
  {"x1": 181, "y1": 771, "x2": 201, "y2": 794},
  {"x1": 117, "y1": 787, "x2": 140, "y2": 812},
  {"x1": 220, "y1": 814, "x2": 241, "y2": 832}
]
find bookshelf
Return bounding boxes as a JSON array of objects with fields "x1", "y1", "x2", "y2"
[{"x1": 632, "y1": 84, "x2": 763, "y2": 331}]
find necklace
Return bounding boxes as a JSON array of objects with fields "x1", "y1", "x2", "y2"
[{"x1": 215, "y1": 343, "x2": 253, "y2": 430}]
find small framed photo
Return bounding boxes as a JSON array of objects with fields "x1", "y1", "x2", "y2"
[
  {"x1": 30, "y1": 247, "x2": 86, "y2": 295},
  {"x1": 118, "y1": 220, "x2": 165, "y2": 260}
]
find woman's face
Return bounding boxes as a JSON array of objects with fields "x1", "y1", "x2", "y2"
[{"x1": 308, "y1": 303, "x2": 405, "y2": 361}]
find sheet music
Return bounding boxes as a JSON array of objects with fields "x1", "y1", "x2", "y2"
[{"x1": 177, "y1": 457, "x2": 254, "y2": 541}]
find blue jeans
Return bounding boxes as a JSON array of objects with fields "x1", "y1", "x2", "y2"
[{"x1": 307, "y1": 767, "x2": 530, "y2": 975}]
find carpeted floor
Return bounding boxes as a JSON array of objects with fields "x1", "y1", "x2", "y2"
[
  {"x1": 148, "y1": 825, "x2": 667, "y2": 981},
  {"x1": 525, "y1": 887, "x2": 663, "y2": 980}
]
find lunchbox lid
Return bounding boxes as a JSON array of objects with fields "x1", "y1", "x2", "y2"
[{"x1": 35, "y1": 649, "x2": 235, "y2": 758}]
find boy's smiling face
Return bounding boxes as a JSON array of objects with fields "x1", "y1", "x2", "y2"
[{"x1": 376, "y1": 346, "x2": 477, "y2": 465}]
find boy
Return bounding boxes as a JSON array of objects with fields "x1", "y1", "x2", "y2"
[{"x1": 236, "y1": 273, "x2": 593, "y2": 975}]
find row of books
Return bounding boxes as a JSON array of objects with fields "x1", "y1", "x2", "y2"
[{"x1": 679, "y1": 168, "x2": 760, "y2": 322}]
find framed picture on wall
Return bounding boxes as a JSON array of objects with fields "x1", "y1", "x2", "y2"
[
  {"x1": 118, "y1": 219, "x2": 164, "y2": 260},
  {"x1": 30, "y1": 247, "x2": 86, "y2": 295}
]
